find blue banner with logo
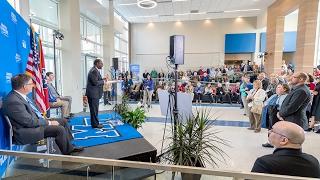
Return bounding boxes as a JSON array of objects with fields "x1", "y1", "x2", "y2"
[
  {"x1": 0, "y1": 0, "x2": 30, "y2": 177},
  {"x1": 130, "y1": 64, "x2": 140, "y2": 74}
]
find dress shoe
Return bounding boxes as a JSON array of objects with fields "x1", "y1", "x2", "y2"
[
  {"x1": 305, "y1": 128, "x2": 313, "y2": 132},
  {"x1": 247, "y1": 127, "x2": 254, "y2": 130},
  {"x1": 92, "y1": 124, "x2": 103, "y2": 129},
  {"x1": 72, "y1": 146, "x2": 84, "y2": 153},
  {"x1": 65, "y1": 113, "x2": 75, "y2": 119},
  {"x1": 262, "y1": 143, "x2": 274, "y2": 148},
  {"x1": 254, "y1": 129, "x2": 261, "y2": 133}
]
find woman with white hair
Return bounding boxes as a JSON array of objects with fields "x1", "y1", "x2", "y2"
[{"x1": 247, "y1": 80, "x2": 267, "y2": 133}]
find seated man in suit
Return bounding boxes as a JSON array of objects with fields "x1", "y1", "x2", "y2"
[
  {"x1": 46, "y1": 72, "x2": 73, "y2": 118},
  {"x1": 2, "y1": 74, "x2": 83, "y2": 155},
  {"x1": 251, "y1": 121, "x2": 320, "y2": 178}
]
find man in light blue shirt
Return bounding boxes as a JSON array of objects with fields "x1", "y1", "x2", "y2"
[{"x1": 46, "y1": 72, "x2": 73, "y2": 118}]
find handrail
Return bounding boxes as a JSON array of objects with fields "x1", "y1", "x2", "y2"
[{"x1": 0, "y1": 150, "x2": 316, "y2": 180}]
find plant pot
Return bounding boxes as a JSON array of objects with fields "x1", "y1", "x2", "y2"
[
  {"x1": 181, "y1": 159, "x2": 203, "y2": 180},
  {"x1": 181, "y1": 173, "x2": 201, "y2": 180}
]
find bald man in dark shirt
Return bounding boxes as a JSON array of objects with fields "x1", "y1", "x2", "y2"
[{"x1": 251, "y1": 121, "x2": 320, "y2": 178}]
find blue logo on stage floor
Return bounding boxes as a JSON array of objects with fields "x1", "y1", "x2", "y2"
[{"x1": 71, "y1": 118, "x2": 123, "y2": 140}]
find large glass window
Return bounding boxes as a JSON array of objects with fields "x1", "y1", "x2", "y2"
[
  {"x1": 29, "y1": 0, "x2": 59, "y2": 27},
  {"x1": 114, "y1": 12, "x2": 129, "y2": 73},
  {"x1": 80, "y1": 15, "x2": 103, "y2": 88},
  {"x1": 30, "y1": 0, "x2": 62, "y2": 92},
  {"x1": 80, "y1": 16, "x2": 103, "y2": 57}
]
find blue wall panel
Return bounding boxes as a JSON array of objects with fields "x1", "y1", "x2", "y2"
[
  {"x1": 0, "y1": 0, "x2": 30, "y2": 177},
  {"x1": 260, "y1": 33, "x2": 266, "y2": 53},
  {"x1": 225, "y1": 33, "x2": 256, "y2": 53},
  {"x1": 284, "y1": 32, "x2": 297, "y2": 52},
  {"x1": 260, "y1": 32, "x2": 297, "y2": 52}
]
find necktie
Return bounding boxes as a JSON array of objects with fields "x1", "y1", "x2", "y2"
[{"x1": 26, "y1": 97, "x2": 43, "y2": 118}]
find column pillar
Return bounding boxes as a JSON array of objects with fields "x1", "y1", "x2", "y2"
[
  {"x1": 59, "y1": 0, "x2": 82, "y2": 112},
  {"x1": 295, "y1": 0, "x2": 319, "y2": 73},
  {"x1": 102, "y1": 1, "x2": 115, "y2": 73},
  {"x1": 265, "y1": 13, "x2": 285, "y2": 74}
]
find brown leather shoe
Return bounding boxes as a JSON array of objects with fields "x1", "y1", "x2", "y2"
[
  {"x1": 254, "y1": 129, "x2": 261, "y2": 133},
  {"x1": 247, "y1": 127, "x2": 254, "y2": 130}
]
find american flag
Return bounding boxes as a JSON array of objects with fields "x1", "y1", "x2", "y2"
[{"x1": 26, "y1": 28, "x2": 49, "y2": 115}]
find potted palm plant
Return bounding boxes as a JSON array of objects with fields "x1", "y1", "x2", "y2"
[
  {"x1": 114, "y1": 95, "x2": 146, "y2": 129},
  {"x1": 121, "y1": 107, "x2": 146, "y2": 129},
  {"x1": 160, "y1": 108, "x2": 229, "y2": 180}
]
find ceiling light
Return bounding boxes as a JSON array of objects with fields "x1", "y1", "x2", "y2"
[
  {"x1": 174, "y1": 13, "x2": 189, "y2": 16},
  {"x1": 224, "y1": 9, "x2": 260, "y2": 13},
  {"x1": 137, "y1": 0, "x2": 157, "y2": 9},
  {"x1": 130, "y1": 15, "x2": 159, "y2": 18},
  {"x1": 191, "y1": 12, "x2": 206, "y2": 15}
]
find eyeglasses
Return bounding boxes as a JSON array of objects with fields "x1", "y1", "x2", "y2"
[
  {"x1": 25, "y1": 83, "x2": 34, "y2": 86},
  {"x1": 268, "y1": 129, "x2": 288, "y2": 139}
]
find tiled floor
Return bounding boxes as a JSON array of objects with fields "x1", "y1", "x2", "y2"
[{"x1": 100, "y1": 103, "x2": 320, "y2": 173}]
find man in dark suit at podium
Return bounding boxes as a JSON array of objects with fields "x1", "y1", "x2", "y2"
[{"x1": 86, "y1": 58, "x2": 106, "y2": 128}]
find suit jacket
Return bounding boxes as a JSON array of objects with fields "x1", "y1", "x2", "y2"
[
  {"x1": 86, "y1": 67, "x2": 105, "y2": 99},
  {"x1": 261, "y1": 78, "x2": 270, "y2": 91},
  {"x1": 279, "y1": 84, "x2": 311, "y2": 129},
  {"x1": 251, "y1": 148, "x2": 320, "y2": 178},
  {"x1": 2, "y1": 91, "x2": 48, "y2": 145}
]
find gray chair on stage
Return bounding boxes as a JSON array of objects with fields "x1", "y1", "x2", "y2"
[{"x1": 3, "y1": 115, "x2": 55, "y2": 168}]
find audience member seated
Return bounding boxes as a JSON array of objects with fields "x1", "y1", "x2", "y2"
[
  {"x1": 216, "y1": 83, "x2": 231, "y2": 104},
  {"x1": 185, "y1": 81, "x2": 194, "y2": 100},
  {"x1": 229, "y1": 83, "x2": 240, "y2": 103},
  {"x1": 203, "y1": 84, "x2": 214, "y2": 103},
  {"x1": 158, "y1": 71, "x2": 165, "y2": 81},
  {"x1": 251, "y1": 121, "x2": 320, "y2": 178},
  {"x1": 191, "y1": 72, "x2": 200, "y2": 82},
  {"x1": 201, "y1": 72, "x2": 210, "y2": 82},
  {"x1": 194, "y1": 82, "x2": 204, "y2": 103},
  {"x1": 123, "y1": 75, "x2": 133, "y2": 96},
  {"x1": 130, "y1": 83, "x2": 142, "y2": 101},
  {"x1": 2, "y1": 74, "x2": 83, "y2": 155},
  {"x1": 178, "y1": 82, "x2": 186, "y2": 92},
  {"x1": 198, "y1": 66, "x2": 205, "y2": 79},
  {"x1": 181, "y1": 72, "x2": 190, "y2": 82},
  {"x1": 46, "y1": 72, "x2": 73, "y2": 118},
  {"x1": 211, "y1": 85, "x2": 217, "y2": 103}
]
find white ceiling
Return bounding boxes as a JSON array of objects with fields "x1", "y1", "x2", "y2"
[
  {"x1": 79, "y1": 0, "x2": 110, "y2": 25},
  {"x1": 114, "y1": 0, "x2": 277, "y2": 23}
]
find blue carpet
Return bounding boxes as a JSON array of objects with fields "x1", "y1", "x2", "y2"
[
  {"x1": 69, "y1": 113, "x2": 143, "y2": 147},
  {"x1": 146, "y1": 117, "x2": 250, "y2": 127}
]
